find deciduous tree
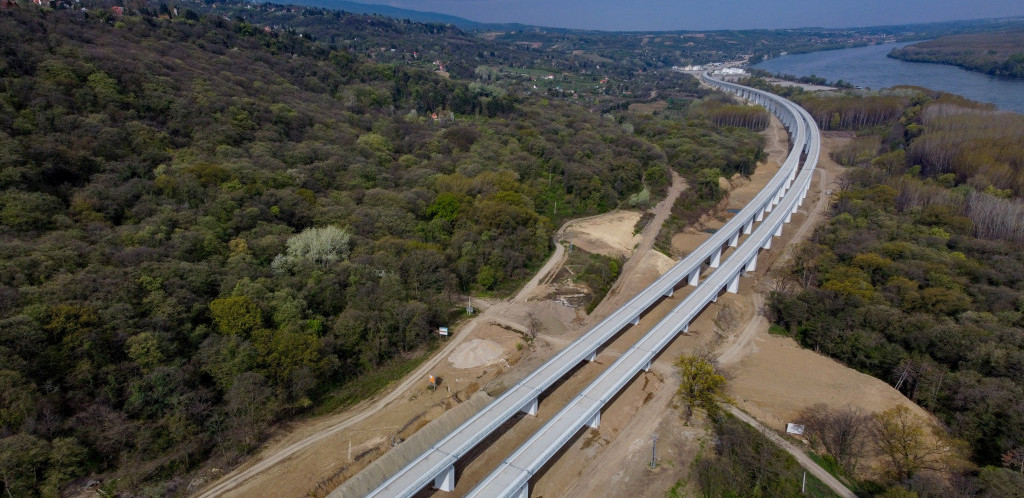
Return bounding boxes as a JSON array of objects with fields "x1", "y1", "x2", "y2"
[
  {"x1": 870, "y1": 405, "x2": 966, "y2": 482},
  {"x1": 209, "y1": 296, "x2": 263, "y2": 336},
  {"x1": 674, "y1": 354, "x2": 730, "y2": 424},
  {"x1": 0, "y1": 434, "x2": 49, "y2": 497}
]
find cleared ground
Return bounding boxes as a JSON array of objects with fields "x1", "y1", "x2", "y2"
[
  {"x1": 195, "y1": 119, "x2": 931, "y2": 498},
  {"x1": 562, "y1": 210, "x2": 641, "y2": 258}
]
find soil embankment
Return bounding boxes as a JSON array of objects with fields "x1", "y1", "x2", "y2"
[{"x1": 198, "y1": 120, "x2": 928, "y2": 498}]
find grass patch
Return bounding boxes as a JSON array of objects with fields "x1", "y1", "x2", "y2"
[
  {"x1": 808, "y1": 451, "x2": 842, "y2": 476},
  {"x1": 655, "y1": 213, "x2": 685, "y2": 255},
  {"x1": 665, "y1": 479, "x2": 689, "y2": 498},
  {"x1": 634, "y1": 210, "x2": 656, "y2": 235},
  {"x1": 802, "y1": 471, "x2": 841, "y2": 498},
  {"x1": 807, "y1": 451, "x2": 869, "y2": 495},
  {"x1": 654, "y1": 187, "x2": 720, "y2": 256},
  {"x1": 566, "y1": 249, "x2": 622, "y2": 313},
  {"x1": 768, "y1": 324, "x2": 790, "y2": 336},
  {"x1": 314, "y1": 349, "x2": 434, "y2": 416}
]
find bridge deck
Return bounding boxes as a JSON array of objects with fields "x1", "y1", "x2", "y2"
[
  {"x1": 466, "y1": 74, "x2": 822, "y2": 498},
  {"x1": 360, "y1": 73, "x2": 815, "y2": 498}
]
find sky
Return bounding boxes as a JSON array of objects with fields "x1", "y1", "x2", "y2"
[{"x1": 360, "y1": 0, "x2": 1024, "y2": 31}]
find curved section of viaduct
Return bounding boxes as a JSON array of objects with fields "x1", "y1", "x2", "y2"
[
  {"x1": 466, "y1": 74, "x2": 821, "y2": 497},
  {"x1": 354, "y1": 73, "x2": 820, "y2": 498}
]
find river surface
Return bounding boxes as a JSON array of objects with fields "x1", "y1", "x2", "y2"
[{"x1": 754, "y1": 41, "x2": 1024, "y2": 114}]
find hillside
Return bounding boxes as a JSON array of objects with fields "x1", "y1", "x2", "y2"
[
  {"x1": 0, "y1": 3, "x2": 775, "y2": 496},
  {"x1": 889, "y1": 29, "x2": 1024, "y2": 78},
  {"x1": 265, "y1": 0, "x2": 481, "y2": 28},
  {"x1": 759, "y1": 84, "x2": 1024, "y2": 494}
]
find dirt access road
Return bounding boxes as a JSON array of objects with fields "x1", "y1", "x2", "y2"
[
  {"x1": 587, "y1": 170, "x2": 684, "y2": 320},
  {"x1": 729, "y1": 406, "x2": 857, "y2": 498},
  {"x1": 195, "y1": 172, "x2": 686, "y2": 497},
  {"x1": 525, "y1": 123, "x2": 926, "y2": 498},
  {"x1": 196, "y1": 260, "x2": 561, "y2": 496},
  {"x1": 200, "y1": 116, "x2": 920, "y2": 498}
]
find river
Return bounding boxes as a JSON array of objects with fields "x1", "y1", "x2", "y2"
[{"x1": 753, "y1": 41, "x2": 1024, "y2": 114}]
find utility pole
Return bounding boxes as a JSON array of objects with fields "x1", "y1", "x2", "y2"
[{"x1": 649, "y1": 434, "x2": 659, "y2": 469}]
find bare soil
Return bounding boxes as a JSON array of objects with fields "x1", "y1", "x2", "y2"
[
  {"x1": 448, "y1": 339, "x2": 505, "y2": 369},
  {"x1": 563, "y1": 210, "x2": 642, "y2": 258},
  {"x1": 194, "y1": 120, "x2": 931, "y2": 498},
  {"x1": 522, "y1": 122, "x2": 930, "y2": 498},
  {"x1": 192, "y1": 173, "x2": 686, "y2": 498}
]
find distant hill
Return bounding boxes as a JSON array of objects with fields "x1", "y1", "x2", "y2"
[{"x1": 253, "y1": 0, "x2": 482, "y2": 27}]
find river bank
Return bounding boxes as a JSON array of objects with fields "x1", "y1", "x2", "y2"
[{"x1": 755, "y1": 41, "x2": 1024, "y2": 113}]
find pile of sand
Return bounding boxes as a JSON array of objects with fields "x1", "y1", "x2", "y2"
[{"x1": 448, "y1": 339, "x2": 505, "y2": 369}]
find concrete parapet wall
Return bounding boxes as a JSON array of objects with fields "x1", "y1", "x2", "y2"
[{"x1": 328, "y1": 391, "x2": 494, "y2": 497}]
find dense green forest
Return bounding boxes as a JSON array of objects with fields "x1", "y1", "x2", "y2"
[
  {"x1": 890, "y1": 29, "x2": 1024, "y2": 79},
  {"x1": 766, "y1": 86, "x2": 1024, "y2": 494},
  {"x1": 0, "y1": 4, "x2": 770, "y2": 495}
]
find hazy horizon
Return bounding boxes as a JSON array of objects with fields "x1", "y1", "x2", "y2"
[{"x1": 355, "y1": 0, "x2": 1024, "y2": 31}]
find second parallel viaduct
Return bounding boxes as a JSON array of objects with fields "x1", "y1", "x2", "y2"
[{"x1": 347, "y1": 72, "x2": 821, "y2": 498}]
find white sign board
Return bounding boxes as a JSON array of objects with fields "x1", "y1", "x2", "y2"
[
  {"x1": 439, "y1": 327, "x2": 449, "y2": 336},
  {"x1": 786, "y1": 423, "x2": 805, "y2": 435}
]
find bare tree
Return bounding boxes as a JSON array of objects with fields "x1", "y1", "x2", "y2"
[
  {"x1": 1002, "y1": 447, "x2": 1024, "y2": 474},
  {"x1": 225, "y1": 372, "x2": 278, "y2": 452},
  {"x1": 525, "y1": 312, "x2": 543, "y2": 340},
  {"x1": 892, "y1": 358, "x2": 921, "y2": 393},
  {"x1": 713, "y1": 303, "x2": 740, "y2": 337},
  {"x1": 798, "y1": 403, "x2": 870, "y2": 474}
]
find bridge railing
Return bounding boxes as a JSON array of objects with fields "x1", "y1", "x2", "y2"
[
  {"x1": 357, "y1": 72, "x2": 812, "y2": 498},
  {"x1": 466, "y1": 74, "x2": 822, "y2": 497}
]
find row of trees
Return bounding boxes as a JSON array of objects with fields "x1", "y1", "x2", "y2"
[
  {"x1": 692, "y1": 98, "x2": 771, "y2": 130},
  {"x1": 909, "y1": 104, "x2": 1024, "y2": 195},
  {"x1": 797, "y1": 91, "x2": 913, "y2": 131},
  {"x1": 889, "y1": 30, "x2": 1024, "y2": 79},
  {"x1": 767, "y1": 87, "x2": 1024, "y2": 494}
]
